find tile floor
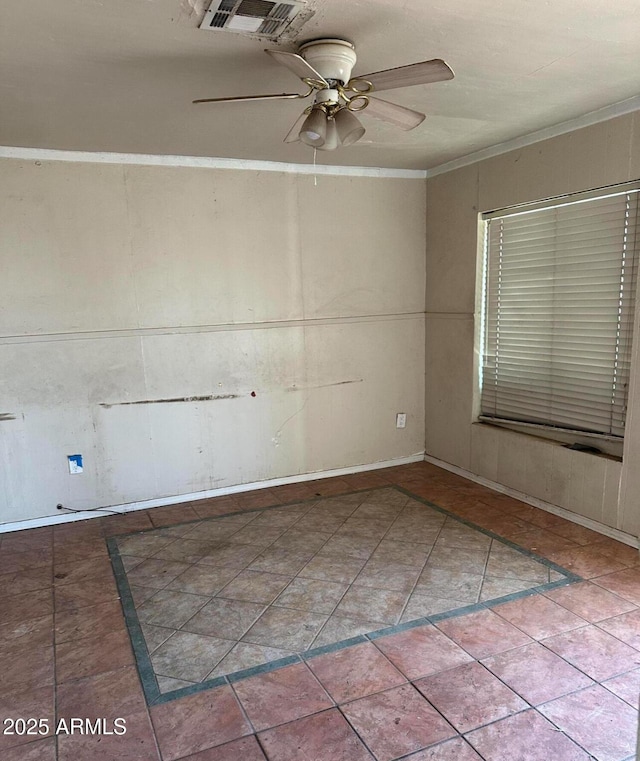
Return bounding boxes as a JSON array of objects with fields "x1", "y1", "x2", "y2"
[
  {"x1": 112, "y1": 486, "x2": 570, "y2": 700},
  {"x1": 1, "y1": 461, "x2": 639, "y2": 761}
]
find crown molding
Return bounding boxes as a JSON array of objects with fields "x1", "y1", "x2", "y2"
[
  {"x1": 426, "y1": 95, "x2": 640, "y2": 178},
  {"x1": 0, "y1": 146, "x2": 427, "y2": 179}
]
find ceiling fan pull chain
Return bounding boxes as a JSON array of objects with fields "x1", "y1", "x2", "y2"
[{"x1": 313, "y1": 148, "x2": 317, "y2": 186}]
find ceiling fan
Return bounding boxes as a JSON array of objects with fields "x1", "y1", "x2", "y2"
[{"x1": 193, "y1": 38, "x2": 454, "y2": 151}]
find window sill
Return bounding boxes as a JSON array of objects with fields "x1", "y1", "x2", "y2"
[{"x1": 474, "y1": 419, "x2": 623, "y2": 461}]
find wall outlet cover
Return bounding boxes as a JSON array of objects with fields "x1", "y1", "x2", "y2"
[
  {"x1": 396, "y1": 413, "x2": 407, "y2": 429},
  {"x1": 68, "y1": 454, "x2": 83, "y2": 474}
]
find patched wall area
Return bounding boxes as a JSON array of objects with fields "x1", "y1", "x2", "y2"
[{"x1": 0, "y1": 160, "x2": 426, "y2": 522}]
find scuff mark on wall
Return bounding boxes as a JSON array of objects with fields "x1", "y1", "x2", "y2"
[
  {"x1": 100, "y1": 394, "x2": 238, "y2": 408},
  {"x1": 272, "y1": 395, "x2": 311, "y2": 447},
  {"x1": 0, "y1": 413, "x2": 17, "y2": 421},
  {"x1": 287, "y1": 379, "x2": 363, "y2": 392}
]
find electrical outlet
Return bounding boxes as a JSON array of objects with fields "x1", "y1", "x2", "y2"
[{"x1": 396, "y1": 413, "x2": 407, "y2": 429}]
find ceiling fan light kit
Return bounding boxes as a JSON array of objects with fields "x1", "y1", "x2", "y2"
[
  {"x1": 299, "y1": 106, "x2": 327, "y2": 147},
  {"x1": 193, "y1": 38, "x2": 454, "y2": 152},
  {"x1": 335, "y1": 108, "x2": 366, "y2": 146},
  {"x1": 318, "y1": 115, "x2": 339, "y2": 152}
]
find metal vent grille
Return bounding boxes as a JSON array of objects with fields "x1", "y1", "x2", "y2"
[
  {"x1": 259, "y1": 18, "x2": 281, "y2": 35},
  {"x1": 237, "y1": 0, "x2": 275, "y2": 15},
  {"x1": 199, "y1": 0, "x2": 307, "y2": 40},
  {"x1": 211, "y1": 11, "x2": 229, "y2": 27},
  {"x1": 272, "y1": 3, "x2": 293, "y2": 18}
]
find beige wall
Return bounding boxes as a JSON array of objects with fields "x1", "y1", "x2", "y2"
[
  {"x1": 425, "y1": 111, "x2": 640, "y2": 537},
  {"x1": 6, "y1": 113, "x2": 640, "y2": 534},
  {"x1": 0, "y1": 159, "x2": 426, "y2": 523}
]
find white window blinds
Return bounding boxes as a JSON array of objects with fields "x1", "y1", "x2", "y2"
[{"x1": 481, "y1": 185, "x2": 639, "y2": 438}]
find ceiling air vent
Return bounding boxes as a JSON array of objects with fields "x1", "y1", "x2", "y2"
[{"x1": 200, "y1": 0, "x2": 308, "y2": 40}]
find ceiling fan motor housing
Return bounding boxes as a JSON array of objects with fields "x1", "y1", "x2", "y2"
[
  {"x1": 299, "y1": 39, "x2": 357, "y2": 85},
  {"x1": 315, "y1": 88, "x2": 340, "y2": 106}
]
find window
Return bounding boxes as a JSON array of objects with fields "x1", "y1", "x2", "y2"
[{"x1": 480, "y1": 183, "x2": 639, "y2": 439}]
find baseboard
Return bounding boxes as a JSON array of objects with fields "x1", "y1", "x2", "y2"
[
  {"x1": 0, "y1": 452, "x2": 425, "y2": 533},
  {"x1": 424, "y1": 454, "x2": 639, "y2": 549}
]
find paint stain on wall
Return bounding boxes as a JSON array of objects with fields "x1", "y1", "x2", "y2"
[
  {"x1": 100, "y1": 394, "x2": 238, "y2": 408},
  {"x1": 100, "y1": 381, "x2": 362, "y2": 409},
  {"x1": 287, "y1": 379, "x2": 364, "y2": 392}
]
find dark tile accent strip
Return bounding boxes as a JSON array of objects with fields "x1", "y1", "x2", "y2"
[
  {"x1": 304, "y1": 635, "x2": 370, "y2": 660},
  {"x1": 393, "y1": 485, "x2": 583, "y2": 584},
  {"x1": 106, "y1": 536, "x2": 162, "y2": 705}
]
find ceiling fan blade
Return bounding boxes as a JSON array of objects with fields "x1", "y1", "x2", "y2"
[
  {"x1": 354, "y1": 59, "x2": 454, "y2": 93},
  {"x1": 283, "y1": 112, "x2": 307, "y2": 143},
  {"x1": 193, "y1": 90, "x2": 312, "y2": 105},
  {"x1": 363, "y1": 97, "x2": 425, "y2": 130},
  {"x1": 265, "y1": 49, "x2": 329, "y2": 87}
]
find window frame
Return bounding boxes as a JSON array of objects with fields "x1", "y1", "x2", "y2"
[{"x1": 477, "y1": 180, "x2": 640, "y2": 446}]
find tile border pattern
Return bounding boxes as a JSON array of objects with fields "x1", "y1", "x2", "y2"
[{"x1": 107, "y1": 486, "x2": 582, "y2": 706}]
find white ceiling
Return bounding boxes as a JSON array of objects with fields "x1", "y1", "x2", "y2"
[{"x1": 2, "y1": 0, "x2": 640, "y2": 170}]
